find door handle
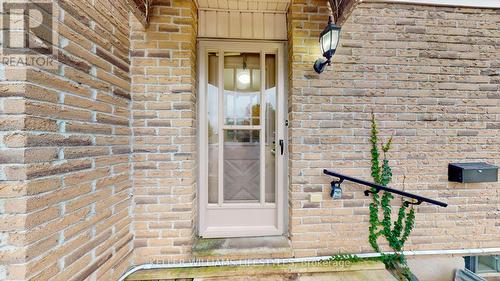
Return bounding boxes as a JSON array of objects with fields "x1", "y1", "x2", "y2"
[{"x1": 279, "y1": 140, "x2": 284, "y2": 155}]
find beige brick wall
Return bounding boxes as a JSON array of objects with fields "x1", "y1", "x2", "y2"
[
  {"x1": 0, "y1": 67, "x2": 29, "y2": 280},
  {"x1": 129, "y1": 0, "x2": 198, "y2": 265},
  {"x1": 288, "y1": 0, "x2": 500, "y2": 257},
  {"x1": 0, "y1": 0, "x2": 133, "y2": 280}
]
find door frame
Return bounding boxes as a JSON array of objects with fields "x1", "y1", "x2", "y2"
[{"x1": 197, "y1": 39, "x2": 287, "y2": 238}]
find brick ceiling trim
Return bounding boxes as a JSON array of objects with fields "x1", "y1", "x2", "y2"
[
  {"x1": 126, "y1": 0, "x2": 152, "y2": 27},
  {"x1": 328, "y1": 0, "x2": 361, "y2": 26}
]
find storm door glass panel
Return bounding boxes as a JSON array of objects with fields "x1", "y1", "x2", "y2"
[
  {"x1": 207, "y1": 51, "x2": 219, "y2": 203},
  {"x1": 265, "y1": 54, "x2": 276, "y2": 203},
  {"x1": 223, "y1": 130, "x2": 260, "y2": 202},
  {"x1": 223, "y1": 52, "x2": 261, "y2": 202},
  {"x1": 224, "y1": 53, "x2": 261, "y2": 126}
]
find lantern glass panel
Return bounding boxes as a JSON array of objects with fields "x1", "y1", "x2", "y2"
[
  {"x1": 320, "y1": 31, "x2": 331, "y2": 54},
  {"x1": 331, "y1": 30, "x2": 340, "y2": 50}
]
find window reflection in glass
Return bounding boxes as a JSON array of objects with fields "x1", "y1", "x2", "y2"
[
  {"x1": 224, "y1": 53, "x2": 261, "y2": 126},
  {"x1": 265, "y1": 54, "x2": 276, "y2": 203},
  {"x1": 207, "y1": 51, "x2": 218, "y2": 203}
]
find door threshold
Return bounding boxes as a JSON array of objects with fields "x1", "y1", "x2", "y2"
[{"x1": 193, "y1": 236, "x2": 293, "y2": 260}]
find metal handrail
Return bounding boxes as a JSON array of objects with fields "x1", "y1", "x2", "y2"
[{"x1": 323, "y1": 169, "x2": 448, "y2": 207}]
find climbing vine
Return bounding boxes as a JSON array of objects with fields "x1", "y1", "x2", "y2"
[
  {"x1": 368, "y1": 112, "x2": 416, "y2": 280},
  {"x1": 330, "y1": 254, "x2": 362, "y2": 263}
]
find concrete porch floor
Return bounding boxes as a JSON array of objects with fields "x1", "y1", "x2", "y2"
[{"x1": 192, "y1": 236, "x2": 293, "y2": 260}]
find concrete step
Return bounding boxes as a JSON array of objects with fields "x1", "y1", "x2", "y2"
[{"x1": 192, "y1": 236, "x2": 293, "y2": 260}]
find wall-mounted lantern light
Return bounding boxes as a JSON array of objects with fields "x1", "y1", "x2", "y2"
[
  {"x1": 313, "y1": 16, "x2": 341, "y2": 74},
  {"x1": 330, "y1": 179, "x2": 343, "y2": 199}
]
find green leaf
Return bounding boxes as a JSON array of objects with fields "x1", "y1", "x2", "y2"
[{"x1": 370, "y1": 112, "x2": 381, "y2": 184}]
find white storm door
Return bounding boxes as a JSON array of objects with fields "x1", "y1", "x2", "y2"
[{"x1": 198, "y1": 41, "x2": 285, "y2": 238}]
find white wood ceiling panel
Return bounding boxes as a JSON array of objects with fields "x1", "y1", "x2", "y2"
[
  {"x1": 264, "y1": 13, "x2": 275, "y2": 39},
  {"x1": 195, "y1": 0, "x2": 290, "y2": 12},
  {"x1": 238, "y1": 1, "x2": 248, "y2": 10},
  {"x1": 247, "y1": 1, "x2": 259, "y2": 10},
  {"x1": 198, "y1": 0, "x2": 209, "y2": 7},
  {"x1": 267, "y1": 1, "x2": 278, "y2": 11},
  {"x1": 207, "y1": 0, "x2": 218, "y2": 8},
  {"x1": 275, "y1": 13, "x2": 286, "y2": 38},
  {"x1": 227, "y1": 0, "x2": 238, "y2": 9},
  {"x1": 205, "y1": 10, "x2": 217, "y2": 37},
  {"x1": 196, "y1": 0, "x2": 288, "y2": 40},
  {"x1": 240, "y1": 12, "x2": 253, "y2": 38},
  {"x1": 198, "y1": 10, "x2": 287, "y2": 40},
  {"x1": 276, "y1": 2, "x2": 288, "y2": 11},
  {"x1": 253, "y1": 12, "x2": 264, "y2": 38},
  {"x1": 218, "y1": 0, "x2": 229, "y2": 9},
  {"x1": 229, "y1": 11, "x2": 241, "y2": 38},
  {"x1": 217, "y1": 11, "x2": 229, "y2": 37}
]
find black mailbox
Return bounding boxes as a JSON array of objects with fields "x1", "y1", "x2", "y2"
[{"x1": 448, "y1": 162, "x2": 499, "y2": 183}]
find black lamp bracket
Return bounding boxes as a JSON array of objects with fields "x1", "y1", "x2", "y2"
[
  {"x1": 330, "y1": 178, "x2": 343, "y2": 197},
  {"x1": 331, "y1": 178, "x2": 344, "y2": 188}
]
